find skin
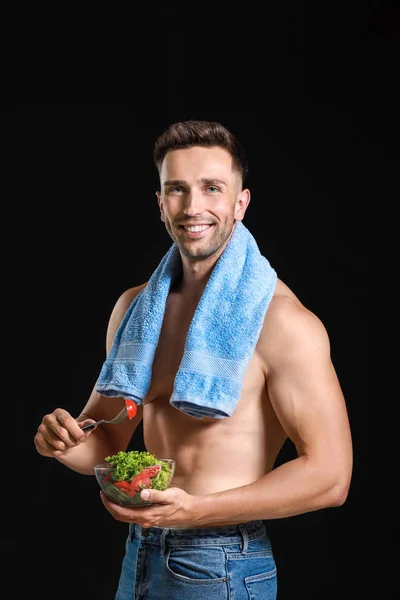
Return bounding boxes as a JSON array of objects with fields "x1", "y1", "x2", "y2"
[{"x1": 34, "y1": 145, "x2": 353, "y2": 529}]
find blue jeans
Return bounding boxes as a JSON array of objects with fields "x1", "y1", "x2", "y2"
[{"x1": 115, "y1": 520, "x2": 277, "y2": 599}]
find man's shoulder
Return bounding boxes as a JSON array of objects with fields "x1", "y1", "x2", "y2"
[
  {"x1": 256, "y1": 279, "x2": 329, "y2": 361},
  {"x1": 118, "y1": 282, "x2": 148, "y2": 308},
  {"x1": 107, "y1": 282, "x2": 148, "y2": 336},
  {"x1": 268, "y1": 279, "x2": 309, "y2": 318},
  {"x1": 266, "y1": 292, "x2": 320, "y2": 334}
]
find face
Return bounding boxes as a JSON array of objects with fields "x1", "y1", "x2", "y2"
[{"x1": 156, "y1": 146, "x2": 250, "y2": 261}]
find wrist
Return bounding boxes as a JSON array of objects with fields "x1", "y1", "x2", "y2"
[{"x1": 187, "y1": 494, "x2": 214, "y2": 527}]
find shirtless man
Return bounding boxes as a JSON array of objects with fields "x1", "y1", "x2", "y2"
[{"x1": 34, "y1": 120, "x2": 353, "y2": 599}]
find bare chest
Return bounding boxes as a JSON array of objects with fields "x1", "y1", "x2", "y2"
[{"x1": 145, "y1": 293, "x2": 196, "y2": 402}]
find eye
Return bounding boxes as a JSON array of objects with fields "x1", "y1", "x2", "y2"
[
  {"x1": 205, "y1": 186, "x2": 219, "y2": 193},
  {"x1": 168, "y1": 186, "x2": 184, "y2": 193}
]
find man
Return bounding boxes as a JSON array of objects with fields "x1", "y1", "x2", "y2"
[{"x1": 34, "y1": 119, "x2": 353, "y2": 599}]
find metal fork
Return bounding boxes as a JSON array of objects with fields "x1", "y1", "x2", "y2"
[{"x1": 81, "y1": 405, "x2": 128, "y2": 431}]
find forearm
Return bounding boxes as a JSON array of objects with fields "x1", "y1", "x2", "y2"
[{"x1": 194, "y1": 456, "x2": 346, "y2": 525}]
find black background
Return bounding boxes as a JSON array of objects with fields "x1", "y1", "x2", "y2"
[{"x1": 14, "y1": 3, "x2": 396, "y2": 599}]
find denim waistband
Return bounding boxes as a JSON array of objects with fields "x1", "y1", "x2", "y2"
[{"x1": 131, "y1": 520, "x2": 266, "y2": 549}]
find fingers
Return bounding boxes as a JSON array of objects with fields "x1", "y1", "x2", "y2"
[
  {"x1": 53, "y1": 409, "x2": 87, "y2": 442},
  {"x1": 34, "y1": 408, "x2": 88, "y2": 456},
  {"x1": 140, "y1": 488, "x2": 158, "y2": 502},
  {"x1": 100, "y1": 488, "x2": 189, "y2": 529},
  {"x1": 140, "y1": 487, "x2": 179, "y2": 504},
  {"x1": 33, "y1": 433, "x2": 70, "y2": 458},
  {"x1": 100, "y1": 492, "x2": 155, "y2": 524}
]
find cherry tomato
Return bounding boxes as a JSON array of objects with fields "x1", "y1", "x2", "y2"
[
  {"x1": 125, "y1": 399, "x2": 137, "y2": 419},
  {"x1": 143, "y1": 465, "x2": 161, "y2": 477},
  {"x1": 113, "y1": 480, "x2": 132, "y2": 493},
  {"x1": 130, "y1": 472, "x2": 151, "y2": 492}
]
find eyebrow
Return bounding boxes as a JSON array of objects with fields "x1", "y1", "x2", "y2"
[{"x1": 163, "y1": 178, "x2": 228, "y2": 187}]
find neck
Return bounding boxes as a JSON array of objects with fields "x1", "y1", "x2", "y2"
[{"x1": 178, "y1": 254, "x2": 217, "y2": 297}]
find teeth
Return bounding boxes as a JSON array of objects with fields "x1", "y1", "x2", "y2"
[{"x1": 184, "y1": 225, "x2": 212, "y2": 232}]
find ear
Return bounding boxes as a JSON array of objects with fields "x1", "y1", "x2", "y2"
[
  {"x1": 156, "y1": 191, "x2": 165, "y2": 222},
  {"x1": 234, "y1": 189, "x2": 251, "y2": 221}
]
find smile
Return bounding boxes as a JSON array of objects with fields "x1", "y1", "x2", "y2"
[
  {"x1": 178, "y1": 224, "x2": 214, "y2": 238},
  {"x1": 182, "y1": 225, "x2": 213, "y2": 232}
]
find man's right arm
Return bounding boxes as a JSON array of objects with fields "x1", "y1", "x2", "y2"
[{"x1": 34, "y1": 283, "x2": 147, "y2": 475}]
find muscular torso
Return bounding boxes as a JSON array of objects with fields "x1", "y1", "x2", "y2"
[{"x1": 141, "y1": 280, "x2": 297, "y2": 515}]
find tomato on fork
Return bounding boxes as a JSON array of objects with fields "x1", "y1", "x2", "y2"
[{"x1": 125, "y1": 399, "x2": 137, "y2": 419}]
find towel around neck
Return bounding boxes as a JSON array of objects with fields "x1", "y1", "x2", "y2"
[{"x1": 96, "y1": 221, "x2": 277, "y2": 419}]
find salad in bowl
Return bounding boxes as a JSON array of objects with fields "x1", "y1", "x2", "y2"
[{"x1": 94, "y1": 450, "x2": 175, "y2": 507}]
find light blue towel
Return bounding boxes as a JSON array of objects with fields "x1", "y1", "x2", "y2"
[{"x1": 96, "y1": 221, "x2": 277, "y2": 419}]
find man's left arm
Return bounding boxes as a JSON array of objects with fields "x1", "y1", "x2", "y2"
[{"x1": 100, "y1": 297, "x2": 353, "y2": 527}]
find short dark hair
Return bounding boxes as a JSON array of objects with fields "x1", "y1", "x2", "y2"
[{"x1": 153, "y1": 120, "x2": 249, "y2": 184}]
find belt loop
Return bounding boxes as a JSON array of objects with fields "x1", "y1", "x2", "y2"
[
  {"x1": 239, "y1": 524, "x2": 248, "y2": 554},
  {"x1": 160, "y1": 528, "x2": 170, "y2": 556}
]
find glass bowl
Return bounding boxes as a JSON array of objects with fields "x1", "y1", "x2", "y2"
[{"x1": 94, "y1": 458, "x2": 175, "y2": 507}]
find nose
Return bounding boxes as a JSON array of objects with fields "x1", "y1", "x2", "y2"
[{"x1": 182, "y1": 190, "x2": 203, "y2": 216}]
